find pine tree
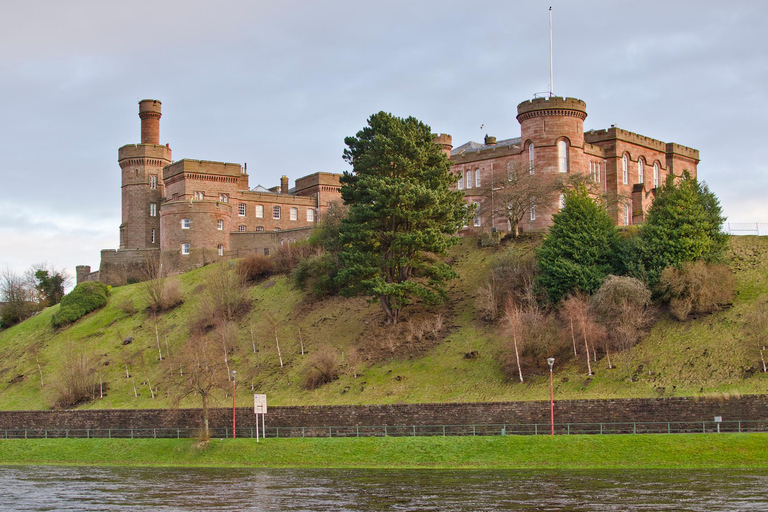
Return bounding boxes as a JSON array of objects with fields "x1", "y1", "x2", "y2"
[
  {"x1": 537, "y1": 185, "x2": 620, "y2": 303},
  {"x1": 335, "y1": 112, "x2": 468, "y2": 324}
]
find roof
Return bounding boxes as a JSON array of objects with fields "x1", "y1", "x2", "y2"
[
  {"x1": 451, "y1": 137, "x2": 521, "y2": 156},
  {"x1": 250, "y1": 185, "x2": 271, "y2": 192}
]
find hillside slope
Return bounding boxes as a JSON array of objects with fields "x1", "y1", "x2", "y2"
[{"x1": 1, "y1": 236, "x2": 767, "y2": 411}]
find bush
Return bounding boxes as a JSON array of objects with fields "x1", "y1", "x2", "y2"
[
  {"x1": 292, "y1": 253, "x2": 340, "y2": 297},
  {"x1": 117, "y1": 299, "x2": 137, "y2": 316},
  {"x1": 236, "y1": 254, "x2": 273, "y2": 282},
  {"x1": 657, "y1": 261, "x2": 736, "y2": 321},
  {"x1": 479, "y1": 232, "x2": 501, "y2": 247},
  {"x1": 51, "y1": 282, "x2": 109, "y2": 327},
  {"x1": 272, "y1": 240, "x2": 317, "y2": 274},
  {"x1": 159, "y1": 278, "x2": 184, "y2": 311},
  {"x1": 476, "y1": 249, "x2": 539, "y2": 321},
  {"x1": 300, "y1": 346, "x2": 340, "y2": 390},
  {"x1": 52, "y1": 345, "x2": 98, "y2": 408}
]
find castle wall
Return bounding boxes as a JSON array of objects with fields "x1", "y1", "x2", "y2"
[
  {"x1": 98, "y1": 248, "x2": 159, "y2": 286},
  {"x1": 229, "y1": 227, "x2": 313, "y2": 257}
]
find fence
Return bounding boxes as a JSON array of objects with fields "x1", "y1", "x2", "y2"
[
  {"x1": 723, "y1": 223, "x2": 768, "y2": 236},
  {"x1": 2, "y1": 420, "x2": 766, "y2": 440}
]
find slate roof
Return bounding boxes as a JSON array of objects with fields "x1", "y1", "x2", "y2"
[{"x1": 451, "y1": 137, "x2": 521, "y2": 157}]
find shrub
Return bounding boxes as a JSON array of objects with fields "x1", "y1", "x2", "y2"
[
  {"x1": 51, "y1": 282, "x2": 109, "y2": 327},
  {"x1": 657, "y1": 261, "x2": 736, "y2": 321},
  {"x1": 52, "y1": 345, "x2": 98, "y2": 408},
  {"x1": 479, "y1": 232, "x2": 501, "y2": 247},
  {"x1": 300, "y1": 345, "x2": 340, "y2": 390},
  {"x1": 476, "y1": 249, "x2": 539, "y2": 321},
  {"x1": 236, "y1": 254, "x2": 273, "y2": 282},
  {"x1": 272, "y1": 240, "x2": 316, "y2": 274},
  {"x1": 159, "y1": 278, "x2": 184, "y2": 311},
  {"x1": 118, "y1": 299, "x2": 137, "y2": 316},
  {"x1": 292, "y1": 253, "x2": 340, "y2": 297}
]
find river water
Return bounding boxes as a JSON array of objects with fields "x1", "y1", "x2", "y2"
[{"x1": 0, "y1": 466, "x2": 766, "y2": 511}]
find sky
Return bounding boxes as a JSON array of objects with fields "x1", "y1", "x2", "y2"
[{"x1": 1, "y1": 0, "x2": 766, "y2": 281}]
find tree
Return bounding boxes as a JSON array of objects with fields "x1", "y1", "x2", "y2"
[
  {"x1": 0, "y1": 268, "x2": 39, "y2": 327},
  {"x1": 742, "y1": 296, "x2": 768, "y2": 373},
  {"x1": 28, "y1": 264, "x2": 68, "y2": 307},
  {"x1": 336, "y1": 111, "x2": 469, "y2": 324},
  {"x1": 536, "y1": 185, "x2": 620, "y2": 303},
  {"x1": 560, "y1": 293, "x2": 604, "y2": 375},
  {"x1": 640, "y1": 172, "x2": 727, "y2": 284},
  {"x1": 475, "y1": 162, "x2": 564, "y2": 237}
]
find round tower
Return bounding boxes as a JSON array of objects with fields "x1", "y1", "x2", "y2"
[
  {"x1": 139, "y1": 99, "x2": 162, "y2": 144},
  {"x1": 517, "y1": 96, "x2": 587, "y2": 151},
  {"x1": 433, "y1": 133, "x2": 453, "y2": 158}
]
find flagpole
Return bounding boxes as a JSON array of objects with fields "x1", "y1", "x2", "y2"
[{"x1": 549, "y1": 7, "x2": 554, "y2": 97}]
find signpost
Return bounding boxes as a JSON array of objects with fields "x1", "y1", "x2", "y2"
[
  {"x1": 254, "y1": 394, "x2": 267, "y2": 442},
  {"x1": 714, "y1": 416, "x2": 722, "y2": 434}
]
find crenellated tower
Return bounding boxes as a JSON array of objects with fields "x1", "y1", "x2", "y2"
[{"x1": 117, "y1": 100, "x2": 172, "y2": 249}]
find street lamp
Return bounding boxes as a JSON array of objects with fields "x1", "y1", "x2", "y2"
[
  {"x1": 231, "y1": 370, "x2": 236, "y2": 439},
  {"x1": 547, "y1": 357, "x2": 555, "y2": 435}
]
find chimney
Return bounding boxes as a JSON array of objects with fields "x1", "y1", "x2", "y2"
[
  {"x1": 280, "y1": 175, "x2": 289, "y2": 194},
  {"x1": 484, "y1": 134, "x2": 497, "y2": 146}
]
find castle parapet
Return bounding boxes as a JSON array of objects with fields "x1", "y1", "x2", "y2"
[{"x1": 516, "y1": 96, "x2": 587, "y2": 121}]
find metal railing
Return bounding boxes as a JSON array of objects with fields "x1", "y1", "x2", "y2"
[
  {"x1": 2, "y1": 420, "x2": 766, "y2": 440},
  {"x1": 723, "y1": 223, "x2": 768, "y2": 236}
]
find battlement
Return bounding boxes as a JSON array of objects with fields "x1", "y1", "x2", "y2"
[
  {"x1": 293, "y1": 172, "x2": 343, "y2": 193},
  {"x1": 517, "y1": 96, "x2": 587, "y2": 120},
  {"x1": 666, "y1": 142, "x2": 699, "y2": 161},
  {"x1": 118, "y1": 143, "x2": 172, "y2": 161},
  {"x1": 432, "y1": 133, "x2": 452, "y2": 145},
  {"x1": 163, "y1": 159, "x2": 244, "y2": 180},
  {"x1": 585, "y1": 127, "x2": 698, "y2": 160}
]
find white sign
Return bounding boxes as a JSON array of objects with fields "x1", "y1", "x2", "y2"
[
  {"x1": 254, "y1": 394, "x2": 267, "y2": 414},
  {"x1": 714, "y1": 416, "x2": 722, "y2": 423}
]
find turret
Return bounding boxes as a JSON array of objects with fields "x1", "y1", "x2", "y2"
[
  {"x1": 139, "y1": 99, "x2": 162, "y2": 145},
  {"x1": 517, "y1": 96, "x2": 587, "y2": 149},
  {"x1": 433, "y1": 133, "x2": 452, "y2": 158}
]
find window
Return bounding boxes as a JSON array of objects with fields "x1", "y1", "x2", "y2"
[
  {"x1": 638, "y1": 158, "x2": 645, "y2": 184},
  {"x1": 307, "y1": 209, "x2": 315, "y2": 222},
  {"x1": 217, "y1": 219, "x2": 223, "y2": 230},
  {"x1": 264, "y1": 248, "x2": 269, "y2": 256},
  {"x1": 465, "y1": 170, "x2": 472, "y2": 189},
  {"x1": 457, "y1": 175, "x2": 464, "y2": 190},
  {"x1": 290, "y1": 207, "x2": 298, "y2": 221},
  {"x1": 507, "y1": 161, "x2": 517, "y2": 181},
  {"x1": 149, "y1": 175, "x2": 157, "y2": 190},
  {"x1": 624, "y1": 203, "x2": 631, "y2": 225},
  {"x1": 219, "y1": 193, "x2": 229, "y2": 203},
  {"x1": 194, "y1": 191, "x2": 204, "y2": 200},
  {"x1": 653, "y1": 163, "x2": 660, "y2": 188},
  {"x1": 181, "y1": 243, "x2": 190, "y2": 255},
  {"x1": 530, "y1": 197, "x2": 536, "y2": 221},
  {"x1": 150, "y1": 203, "x2": 157, "y2": 217},
  {"x1": 218, "y1": 244, "x2": 224, "y2": 256},
  {"x1": 255, "y1": 205, "x2": 264, "y2": 218},
  {"x1": 256, "y1": 226, "x2": 264, "y2": 232},
  {"x1": 273, "y1": 206, "x2": 281, "y2": 219},
  {"x1": 181, "y1": 218, "x2": 190, "y2": 229},
  {"x1": 274, "y1": 227, "x2": 281, "y2": 231},
  {"x1": 475, "y1": 169, "x2": 481, "y2": 187},
  {"x1": 472, "y1": 202, "x2": 481, "y2": 227},
  {"x1": 622, "y1": 155, "x2": 629, "y2": 185},
  {"x1": 528, "y1": 143, "x2": 535, "y2": 174},
  {"x1": 238, "y1": 225, "x2": 246, "y2": 232},
  {"x1": 151, "y1": 229, "x2": 155, "y2": 244},
  {"x1": 596, "y1": 162, "x2": 601, "y2": 183},
  {"x1": 557, "y1": 140, "x2": 568, "y2": 173},
  {"x1": 238, "y1": 203, "x2": 246, "y2": 216},
  {"x1": 559, "y1": 194, "x2": 566, "y2": 209},
  {"x1": 280, "y1": 239, "x2": 285, "y2": 246}
]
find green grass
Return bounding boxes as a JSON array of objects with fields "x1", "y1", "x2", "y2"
[
  {"x1": 1, "y1": 236, "x2": 768, "y2": 411},
  {"x1": 1, "y1": 434, "x2": 766, "y2": 469}
]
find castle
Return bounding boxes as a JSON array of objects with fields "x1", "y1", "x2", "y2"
[{"x1": 77, "y1": 96, "x2": 699, "y2": 285}]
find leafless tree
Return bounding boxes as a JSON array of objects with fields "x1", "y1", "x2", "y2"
[
  {"x1": 743, "y1": 296, "x2": 768, "y2": 373},
  {"x1": 0, "y1": 267, "x2": 38, "y2": 327},
  {"x1": 52, "y1": 343, "x2": 98, "y2": 408},
  {"x1": 503, "y1": 299, "x2": 526, "y2": 383}
]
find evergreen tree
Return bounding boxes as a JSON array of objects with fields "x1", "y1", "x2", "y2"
[
  {"x1": 537, "y1": 185, "x2": 620, "y2": 303},
  {"x1": 640, "y1": 172, "x2": 727, "y2": 284},
  {"x1": 335, "y1": 112, "x2": 468, "y2": 324}
]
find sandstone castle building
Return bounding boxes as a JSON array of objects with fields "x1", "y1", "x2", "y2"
[{"x1": 77, "y1": 96, "x2": 698, "y2": 285}]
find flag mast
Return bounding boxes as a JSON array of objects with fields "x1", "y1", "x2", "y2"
[{"x1": 549, "y1": 6, "x2": 554, "y2": 97}]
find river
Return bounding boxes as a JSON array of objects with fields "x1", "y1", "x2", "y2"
[{"x1": 0, "y1": 466, "x2": 766, "y2": 511}]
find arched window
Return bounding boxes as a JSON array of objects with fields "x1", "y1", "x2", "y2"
[
  {"x1": 653, "y1": 163, "x2": 660, "y2": 188},
  {"x1": 472, "y1": 202, "x2": 481, "y2": 227},
  {"x1": 475, "y1": 169, "x2": 481, "y2": 187},
  {"x1": 528, "y1": 143, "x2": 535, "y2": 174},
  {"x1": 559, "y1": 193, "x2": 566, "y2": 210},
  {"x1": 457, "y1": 175, "x2": 464, "y2": 190},
  {"x1": 255, "y1": 205, "x2": 264, "y2": 218},
  {"x1": 557, "y1": 140, "x2": 568, "y2": 173},
  {"x1": 466, "y1": 170, "x2": 473, "y2": 189},
  {"x1": 530, "y1": 197, "x2": 536, "y2": 221},
  {"x1": 624, "y1": 203, "x2": 631, "y2": 225},
  {"x1": 218, "y1": 244, "x2": 224, "y2": 256},
  {"x1": 217, "y1": 219, "x2": 223, "y2": 230},
  {"x1": 507, "y1": 161, "x2": 517, "y2": 181},
  {"x1": 638, "y1": 158, "x2": 645, "y2": 185},
  {"x1": 622, "y1": 154, "x2": 629, "y2": 185}
]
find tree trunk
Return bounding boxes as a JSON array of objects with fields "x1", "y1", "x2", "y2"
[
  {"x1": 379, "y1": 295, "x2": 396, "y2": 324},
  {"x1": 250, "y1": 324, "x2": 257, "y2": 354},
  {"x1": 761, "y1": 347, "x2": 766, "y2": 372},
  {"x1": 275, "y1": 330, "x2": 283, "y2": 368},
  {"x1": 153, "y1": 311, "x2": 162, "y2": 360},
  {"x1": 606, "y1": 346, "x2": 613, "y2": 369},
  {"x1": 35, "y1": 353, "x2": 44, "y2": 388},
  {"x1": 583, "y1": 330, "x2": 592, "y2": 376},
  {"x1": 570, "y1": 317, "x2": 577, "y2": 356},
  {"x1": 513, "y1": 331, "x2": 523, "y2": 383}
]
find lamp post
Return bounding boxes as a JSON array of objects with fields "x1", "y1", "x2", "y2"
[
  {"x1": 231, "y1": 370, "x2": 236, "y2": 439},
  {"x1": 547, "y1": 357, "x2": 555, "y2": 435}
]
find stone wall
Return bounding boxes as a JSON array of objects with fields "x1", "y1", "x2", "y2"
[{"x1": 1, "y1": 396, "x2": 765, "y2": 431}]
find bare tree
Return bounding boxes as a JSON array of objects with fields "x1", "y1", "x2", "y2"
[
  {"x1": 199, "y1": 264, "x2": 249, "y2": 324},
  {"x1": 52, "y1": 343, "x2": 98, "y2": 408},
  {"x1": 743, "y1": 296, "x2": 768, "y2": 373},
  {"x1": 503, "y1": 299, "x2": 525, "y2": 383},
  {"x1": 1, "y1": 267, "x2": 38, "y2": 327}
]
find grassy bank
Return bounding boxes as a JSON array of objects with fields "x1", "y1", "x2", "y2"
[{"x1": 1, "y1": 434, "x2": 767, "y2": 469}]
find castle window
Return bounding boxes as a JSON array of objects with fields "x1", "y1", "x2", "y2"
[
  {"x1": 622, "y1": 155, "x2": 629, "y2": 185},
  {"x1": 290, "y1": 207, "x2": 298, "y2": 221},
  {"x1": 273, "y1": 206, "x2": 281, "y2": 219},
  {"x1": 150, "y1": 203, "x2": 157, "y2": 217},
  {"x1": 530, "y1": 197, "x2": 536, "y2": 221},
  {"x1": 264, "y1": 248, "x2": 269, "y2": 256},
  {"x1": 596, "y1": 162, "x2": 601, "y2": 183},
  {"x1": 181, "y1": 243, "x2": 190, "y2": 255},
  {"x1": 256, "y1": 226, "x2": 264, "y2": 232},
  {"x1": 219, "y1": 193, "x2": 229, "y2": 203},
  {"x1": 465, "y1": 170, "x2": 472, "y2": 189},
  {"x1": 475, "y1": 169, "x2": 481, "y2": 187},
  {"x1": 457, "y1": 175, "x2": 464, "y2": 190},
  {"x1": 238, "y1": 203, "x2": 246, "y2": 216},
  {"x1": 472, "y1": 202, "x2": 481, "y2": 227},
  {"x1": 653, "y1": 163, "x2": 660, "y2": 188},
  {"x1": 151, "y1": 229, "x2": 155, "y2": 244},
  {"x1": 638, "y1": 158, "x2": 645, "y2": 184},
  {"x1": 182, "y1": 218, "x2": 190, "y2": 229},
  {"x1": 528, "y1": 143, "x2": 535, "y2": 174},
  {"x1": 217, "y1": 219, "x2": 223, "y2": 230},
  {"x1": 557, "y1": 140, "x2": 568, "y2": 173},
  {"x1": 255, "y1": 205, "x2": 264, "y2": 218},
  {"x1": 507, "y1": 161, "x2": 517, "y2": 181},
  {"x1": 307, "y1": 209, "x2": 315, "y2": 222},
  {"x1": 218, "y1": 244, "x2": 224, "y2": 256},
  {"x1": 274, "y1": 227, "x2": 281, "y2": 231},
  {"x1": 194, "y1": 191, "x2": 205, "y2": 200},
  {"x1": 624, "y1": 203, "x2": 631, "y2": 226},
  {"x1": 149, "y1": 175, "x2": 157, "y2": 190},
  {"x1": 238, "y1": 225, "x2": 246, "y2": 232},
  {"x1": 559, "y1": 194, "x2": 566, "y2": 210}
]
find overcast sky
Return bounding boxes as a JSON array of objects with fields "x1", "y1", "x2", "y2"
[{"x1": 1, "y1": 0, "x2": 766, "y2": 280}]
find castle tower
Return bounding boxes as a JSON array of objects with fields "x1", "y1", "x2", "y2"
[
  {"x1": 117, "y1": 100, "x2": 172, "y2": 250},
  {"x1": 433, "y1": 133, "x2": 452, "y2": 158}
]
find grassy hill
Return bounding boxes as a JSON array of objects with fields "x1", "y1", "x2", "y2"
[{"x1": 1, "y1": 236, "x2": 767, "y2": 411}]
